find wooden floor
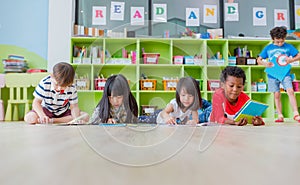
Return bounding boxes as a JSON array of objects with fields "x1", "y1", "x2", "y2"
[{"x1": 0, "y1": 121, "x2": 300, "y2": 185}]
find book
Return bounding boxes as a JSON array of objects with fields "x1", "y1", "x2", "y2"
[
  {"x1": 234, "y1": 100, "x2": 269, "y2": 123},
  {"x1": 265, "y1": 55, "x2": 291, "y2": 81}
]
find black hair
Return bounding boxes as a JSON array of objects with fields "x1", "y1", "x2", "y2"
[
  {"x1": 270, "y1": 26, "x2": 287, "y2": 40},
  {"x1": 220, "y1": 66, "x2": 246, "y2": 85},
  {"x1": 175, "y1": 77, "x2": 202, "y2": 111},
  {"x1": 91, "y1": 74, "x2": 138, "y2": 123}
]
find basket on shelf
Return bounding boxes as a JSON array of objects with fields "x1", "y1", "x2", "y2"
[
  {"x1": 142, "y1": 53, "x2": 160, "y2": 64},
  {"x1": 141, "y1": 105, "x2": 158, "y2": 116},
  {"x1": 94, "y1": 78, "x2": 106, "y2": 90},
  {"x1": 207, "y1": 80, "x2": 221, "y2": 91},
  {"x1": 75, "y1": 77, "x2": 90, "y2": 90},
  {"x1": 140, "y1": 79, "x2": 157, "y2": 90},
  {"x1": 162, "y1": 79, "x2": 179, "y2": 91}
]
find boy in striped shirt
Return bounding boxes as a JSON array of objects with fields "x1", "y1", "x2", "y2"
[{"x1": 24, "y1": 62, "x2": 89, "y2": 124}]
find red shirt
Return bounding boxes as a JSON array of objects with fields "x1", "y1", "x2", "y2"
[{"x1": 210, "y1": 88, "x2": 250, "y2": 124}]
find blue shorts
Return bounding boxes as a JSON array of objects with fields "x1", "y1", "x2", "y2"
[{"x1": 268, "y1": 75, "x2": 293, "y2": 92}]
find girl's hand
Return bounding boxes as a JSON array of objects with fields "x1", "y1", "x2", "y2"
[
  {"x1": 252, "y1": 116, "x2": 265, "y2": 126},
  {"x1": 186, "y1": 119, "x2": 197, "y2": 125},
  {"x1": 107, "y1": 118, "x2": 117, "y2": 124},
  {"x1": 165, "y1": 117, "x2": 176, "y2": 124}
]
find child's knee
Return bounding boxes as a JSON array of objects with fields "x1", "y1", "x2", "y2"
[{"x1": 24, "y1": 112, "x2": 38, "y2": 124}]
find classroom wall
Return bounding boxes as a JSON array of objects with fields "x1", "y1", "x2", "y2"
[
  {"x1": 223, "y1": 0, "x2": 291, "y2": 37},
  {"x1": 0, "y1": 0, "x2": 49, "y2": 71},
  {"x1": 0, "y1": 1, "x2": 298, "y2": 73},
  {"x1": 47, "y1": 0, "x2": 74, "y2": 72}
]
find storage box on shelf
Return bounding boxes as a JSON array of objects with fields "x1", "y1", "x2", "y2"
[
  {"x1": 293, "y1": 81, "x2": 300, "y2": 92},
  {"x1": 75, "y1": 76, "x2": 90, "y2": 90},
  {"x1": 162, "y1": 79, "x2": 179, "y2": 91},
  {"x1": 140, "y1": 79, "x2": 157, "y2": 90},
  {"x1": 207, "y1": 80, "x2": 221, "y2": 91},
  {"x1": 140, "y1": 39, "x2": 171, "y2": 64},
  {"x1": 141, "y1": 105, "x2": 158, "y2": 116},
  {"x1": 69, "y1": 37, "x2": 300, "y2": 121},
  {"x1": 94, "y1": 77, "x2": 106, "y2": 90},
  {"x1": 173, "y1": 56, "x2": 183, "y2": 64},
  {"x1": 142, "y1": 53, "x2": 160, "y2": 64}
]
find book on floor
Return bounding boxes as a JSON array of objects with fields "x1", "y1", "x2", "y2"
[{"x1": 234, "y1": 100, "x2": 268, "y2": 123}]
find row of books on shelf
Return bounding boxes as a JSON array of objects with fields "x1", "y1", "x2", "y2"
[
  {"x1": 73, "y1": 45, "x2": 137, "y2": 64},
  {"x1": 2, "y1": 55, "x2": 29, "y2": 73}
]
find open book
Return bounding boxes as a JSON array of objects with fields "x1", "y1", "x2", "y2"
[{"x1": 234, "y1": 100, "x2": 268, "y2": 123}]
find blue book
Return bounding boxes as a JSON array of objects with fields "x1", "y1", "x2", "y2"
[
  {"x1": 264, "y1": 55, "x2": 291, "y2": 81},
  {"x1": 234, "y1": 100, "x2": 269, "y2": 123},
  {"x1": 99, "y1": 123, "x2": 127, "y2": 127}
]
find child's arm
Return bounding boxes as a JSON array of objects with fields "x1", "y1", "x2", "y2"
[
  {"x1": 158, "y1": 104, "x2": 176, "y2": 124},
  {"x1": 257, "y1": 56, "x2": 273, "y2": 67},
  {"x1": 70, "y1": 103, "x2": 81, "y2": 119},
  {"x1": 286, "y1": 53, "x2": 300, "y2": 64},
  {"x1": 32, "y1": 97, "x2": 50, "y2": 123},
  {"x1": 224, "y1": 117, "x2": 248, "y2": 126},
  {"x1": 186, "y1": 110, "x2": 199, "y2": 124},
  {"x1": 210, "y1": 93, "x2": 227, "y2": 123}
]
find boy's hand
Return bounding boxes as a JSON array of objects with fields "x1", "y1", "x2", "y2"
[
  {"x1": 264, "y1": 62, "x2": 274, "y2": 68},
  {"x1": 285, "y1": 57, "x2": 295, "y2": 65},
  {"x1": 236, "y1": 118, "x2": 248, "y2": 126},
  {"x1": 252, "y1": 116, "x2": 265, "y2": 126},
  {"x1": 38, "y1": 115, "x2": 52, "y2": 124}
]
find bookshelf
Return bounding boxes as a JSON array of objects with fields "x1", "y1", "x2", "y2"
[{"x1": 70, "y1": 37, "x2": 300, "y2": 122}]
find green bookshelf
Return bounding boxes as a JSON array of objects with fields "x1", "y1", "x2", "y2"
[{"x1": 70, "y1": 37, "x2": 300, "y2": 122}]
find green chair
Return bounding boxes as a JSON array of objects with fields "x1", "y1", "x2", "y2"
[
  {"x1": 0, "y1": 74, "x2": 5, "y2": 121},
  {"x1": 30, "y1": 72, "x2": 50, "y2": 87},
  {"x1": 5, "y1": 73, "x2": 32, "y2": 121}
]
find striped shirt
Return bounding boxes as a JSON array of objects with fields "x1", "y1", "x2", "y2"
[{"x1": 33, "y1": 75, "x2": 78, "y2": 116}]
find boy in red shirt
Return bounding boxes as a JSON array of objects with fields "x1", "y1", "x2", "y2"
[{"x1": 210, "y1": 66, "x2": 264, "y2": 126}]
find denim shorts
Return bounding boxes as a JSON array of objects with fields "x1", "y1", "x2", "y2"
[{"x1": 268, "y1": 75, "x2": 293, "y2": 92}]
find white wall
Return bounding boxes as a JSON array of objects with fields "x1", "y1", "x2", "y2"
[{"x1": 47, "y1": 0, "x2": 74, "y2": 72}]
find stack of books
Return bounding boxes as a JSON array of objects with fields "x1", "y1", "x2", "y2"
[{"x1": 2, "y1": 55, "x2": 29, "y2": 73}]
